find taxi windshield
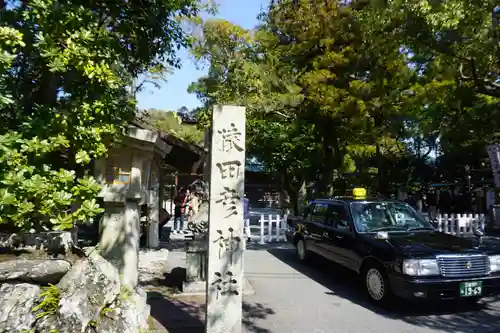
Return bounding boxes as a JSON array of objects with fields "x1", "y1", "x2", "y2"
[{"x1": 349, "y1": 201, "x2": 434, "y2": 233}]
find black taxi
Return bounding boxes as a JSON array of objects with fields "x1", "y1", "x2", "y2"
[{"x1": 288, "y1": 188, "x2": 500, "y2": 304}]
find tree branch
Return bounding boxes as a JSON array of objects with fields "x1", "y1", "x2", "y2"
[
  {"x1": 269, "y1": 110, "x2": 294, "y2": 120},
  {"x1": 459, "y1": 58, "x2": 500, "y2": 97},
  {"x1": 410, "y1": 30, "x2": 500, "y2": 98}
]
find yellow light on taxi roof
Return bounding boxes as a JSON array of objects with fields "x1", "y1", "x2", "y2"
[{"x1": 352, "y1": 188, "x2": 367, "y2": 199}]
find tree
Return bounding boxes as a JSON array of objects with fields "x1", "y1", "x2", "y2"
[
  {"x1": 0, "y1": 0, "x2": 203, "y2": 231},
  {"x1": 189, "y1": 0, "x2": 499, "y2": 204},
  {"x1": 188, "y1": 2, "x2": 426, "y2": 201},
  {"x1": 141, "y1": 108, "x2": 204, "y2": 145},
  {"x1": 188, "y1": 19, "x2": 318, "y2": 208},
  {"x1": 379, "y1": 0, "x2": 499, "y2": 98},
  {"x1": 374, "y1": 1, "x2": 500, "y2": 182},
  {"x1": 261, "y1": 0, "x2": 431, "y2": 195}
]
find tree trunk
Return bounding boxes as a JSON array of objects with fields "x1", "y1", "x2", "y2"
[
  {"x1": 374, "y1": 112, "x2": 388, "y2": 197},
  {"x1": 376, "y1": 142, "x2": 387, "y2": 197},
  {"x1": 279, "y1": 171, "x2": 290, "y2": 215},
  {"x1": 319, "y1": 119, "x2": 337, "y2": 196},
  {"x1": 296, "y1": 178, "x2": 308, "y2": 214}
]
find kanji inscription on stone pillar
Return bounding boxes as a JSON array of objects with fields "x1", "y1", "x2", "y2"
[{"x1": 206, "y1": 105, "x2": 246, "y2": 333}]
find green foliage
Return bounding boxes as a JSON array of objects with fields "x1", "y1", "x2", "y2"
[
  {"x1": 0, "y1": 0, "x2": 205, "y2": 230},
  {"x1": 188, "y1": 0, "x2": 500, "y2": 200},
  {"x1": 32, "y1": 284, "x2": 61, "y2": 319},
  {"x1": 386, "y1": 0, "x2": 499, "y2": 97},
  {"x1": 119, "y1": 285, "x2": 133, "y2": 298},
  {"x1": 99, "y1": 307, "x2": 114, "y2": 317},
  {"x1": 0, "y1": 132, "x2": 103, "y2": 231},
  {"x1": 142, "y1": 109, "x2": 204, "y2": 145}
]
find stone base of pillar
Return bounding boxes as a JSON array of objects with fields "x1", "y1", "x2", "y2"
[
  {"x1": 180, "y1": 239, "x2": 254, "y2": 296},
  {"x1": 185, "y1": 240, "x2": 208, "y2": 282}
]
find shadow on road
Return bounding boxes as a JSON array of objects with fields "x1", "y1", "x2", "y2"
[
  {"x1": 267, "y1": 248, "x2": 500, "y2": 333},
  {"x1": 242, "y1": 302, "x2": 276, "y2": 333},
  {"x1": 147, "y1": 291, "x2": 275, "y2": 333},
  {"x1": 147, "y1": 291, "x2": 204, "y2": 332}
]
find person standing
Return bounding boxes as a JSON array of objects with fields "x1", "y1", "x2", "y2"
[
  {"x1": 173, "y1": 188, "x2": 188, "y2": 234},
  {"x1": 243, "y1": 194, "x2": 251, "y2": 242}
]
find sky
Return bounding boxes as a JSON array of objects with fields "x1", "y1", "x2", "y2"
[{"x1": 136, "y1": 0, "x2": 269, "y2": 112}]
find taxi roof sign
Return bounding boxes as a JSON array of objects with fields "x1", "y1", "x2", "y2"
[{"x1": 352, "y1": 188, "x2": 367, "y2": 199}]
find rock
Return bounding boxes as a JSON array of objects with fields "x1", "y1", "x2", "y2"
[
  {"x1": 0, "y1": 259, "x2": 71, "y2": 284},
  {"x1": 96, "y1": 287, "x2": 151, "y2": 333},
  {"x1": 34, "y1": 252, "x2": 121, "y2": 333},
  {"x1": 0, "y1": 231, "x2": 75, "y2": 254},
  {"x1": 0, "y1": 283, "x2": 40, "y2": 333},
  {"x1": 47, "y1": 231, "x2": 76, "y2": 254},
  {"x1": 0, "y1": 252, "x2": 151, "y2": 333},
  {"x1": 0, "y1": 233, "x2": 21, "y2": 249}
]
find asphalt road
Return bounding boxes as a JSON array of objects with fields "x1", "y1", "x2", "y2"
[{"x1": 242, "y1": 247, "x2": 500, "y2": 333}]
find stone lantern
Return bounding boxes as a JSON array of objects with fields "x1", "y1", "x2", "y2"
[{"x1": 94, "y1": 126, "x2": 171, "y2": 289}]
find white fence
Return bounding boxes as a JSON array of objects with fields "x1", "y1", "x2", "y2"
[
  {"x1": 253, "y1": 213, "x2": 488, "y2": 244},
  {"x1": 433, "y1": 213, "x2": 486, "y2": 236},
  {"x1": 253, "y1": 213, "x2": 486, "y2": 243},
  {"x1": 256, "y1": 214, "x2": 288, "y2": 244}
]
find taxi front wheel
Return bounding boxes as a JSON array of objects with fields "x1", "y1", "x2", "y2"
[
  {"x1": 363, "y1": 264, "x2": 393, "y2": 305},
  {"x1": 296, "y1": 239, "x2": 308, "y2": 262}
]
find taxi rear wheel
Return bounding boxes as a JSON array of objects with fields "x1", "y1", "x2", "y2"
[
  {"x1": 363, "y1": 263, "x2": 392, "y2": 305},
  {"x1": 296, "y1": 238, "x2": 308, "y2": 262}
]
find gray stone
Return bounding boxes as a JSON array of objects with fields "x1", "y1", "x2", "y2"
[
  {"x1": 188, "y1": 202, "x2": 209, "y2": 236},
  {"x1": 34, "y1": 252, "x2": 121, "y2": 333},
  {"x1": 206, "y1": 105, "x2": 246, "y2": 333},
  {"x1": 186, "y1": 240, "x2": 208, "y2": 253},
  {"x1": 99, "y1": 200, "x2": 141, "y2": 290},
  {"x1": 0, "y1": 250, "x2": 152, "y2": 333},
  {"x1": 0, "y1": 231, "x2": 75, "y2": 253},
  {"x1": 185, "y1": 240, "x2": 207, "y2": 283},
  {"x1": 96, "y1": 287, "x2": 150, "y2": 333},
  {"x1": 147, "y1": 162, "x2": 161, "y2": 249},
  {"x1": 0, "y1": 259, "x2": 71, "y2": 284},
  {"x1": 0, "y1": 283, "x2": 40, "y2": 333}
]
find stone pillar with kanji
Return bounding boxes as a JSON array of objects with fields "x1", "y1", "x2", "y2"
[{"x1": 205, "y1": 105, "x2": 246, "y2": 333}]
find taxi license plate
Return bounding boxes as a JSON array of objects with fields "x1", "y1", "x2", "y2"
[{"x1": 459, "y1": 281, "x2": 483, "y2": 297}]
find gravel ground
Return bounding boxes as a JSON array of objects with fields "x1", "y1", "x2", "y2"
[{"x1": 139, "y1": 248, "x2": 170, "y2": 285}]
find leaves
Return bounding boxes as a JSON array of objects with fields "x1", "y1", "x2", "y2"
[
  {"x1": 188, "y1": 0, "x2": 500, "y2": 200},
  {"x1": 141, "y1": 108, "x2": 204, "y2": 145},
  {"x1": 0, "y1": 0, "x2": 207, "y2": 231}
]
